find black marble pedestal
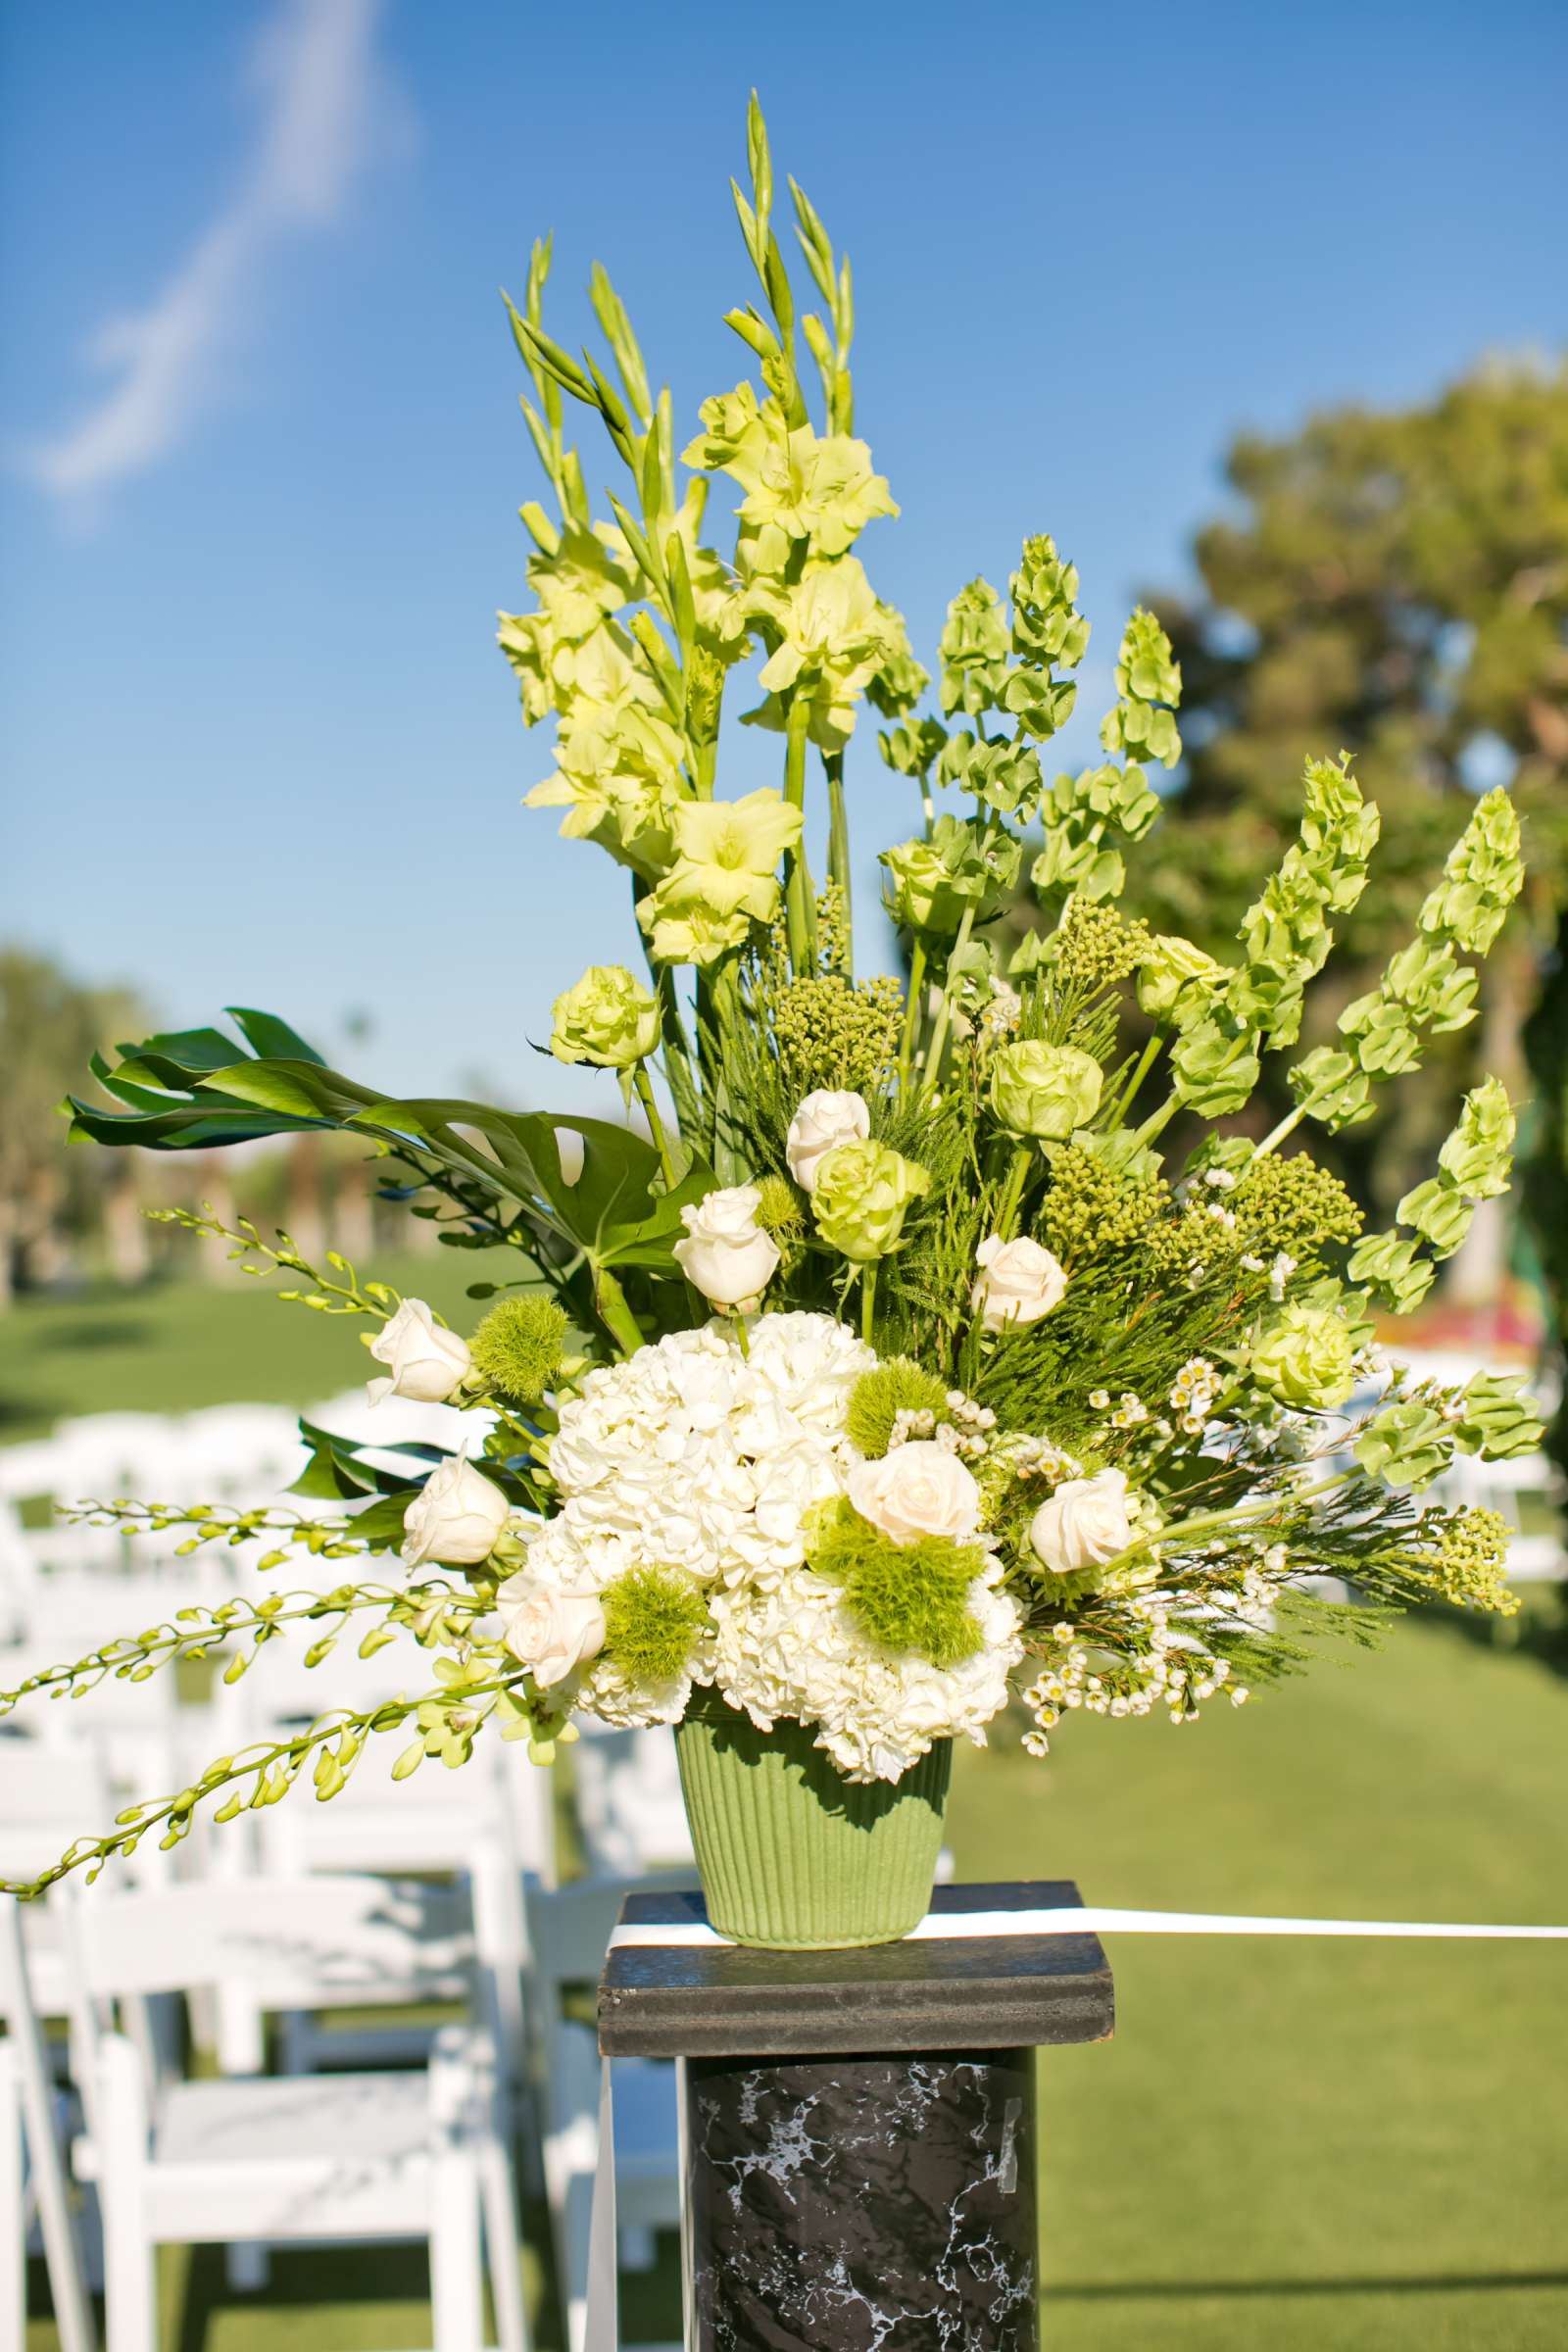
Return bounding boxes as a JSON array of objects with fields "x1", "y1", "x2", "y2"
[{"x1": 599, "y1": 1881, "x2": 1113, "y2": 2351}]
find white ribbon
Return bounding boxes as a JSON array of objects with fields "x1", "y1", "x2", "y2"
[{"x1": 585, "y1": 1902, "x2": 1568, "y2": 2349}]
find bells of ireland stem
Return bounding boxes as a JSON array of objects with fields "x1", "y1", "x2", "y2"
[{"x1": 990, "y1": 1040, "x2": 1103, "y2": 1142}]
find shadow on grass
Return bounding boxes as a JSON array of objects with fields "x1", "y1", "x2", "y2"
[{"x1": 1052, "y1": 2271, "x2": 1568, "y2": 2301}]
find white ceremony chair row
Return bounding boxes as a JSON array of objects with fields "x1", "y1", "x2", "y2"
[{"x1": 50, "y1": 1871, "x2": 529, "y2": 2352}]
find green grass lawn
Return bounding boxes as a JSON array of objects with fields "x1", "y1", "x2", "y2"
[
  {"x1": 0, "y1": 1254, "x2": 493, "y2": 1442},
  {"x1": 12, "y1": 1276, "x2": 1568, "y2": 2349}
]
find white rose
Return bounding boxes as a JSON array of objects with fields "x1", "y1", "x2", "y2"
[
  {"x1": 496, "y1": 1571, "x2": 607, "y2": 1688},
  {"x1": 1029, "y1": 1470, "x2": 1133, "y2": 1575},
  {"x1": 785, "y1": 1089, "x2": 871, "y2": 1194},
  {"x1": 368, "y1": 1298, "x2": 472, "y2": 1405},
  {"x1": 847, "y1": 1441, "x2": 982, "y2": 1547},
  {"x1": 970, "y1": 1235, "x2": 1067, "y2": 1332},
  {"x1": 401, "y1": 1456, "x2": 511, "y2": 1568},
  {"x1": 673, "y1": 1183, "x2": 781, "y2": 1309}
]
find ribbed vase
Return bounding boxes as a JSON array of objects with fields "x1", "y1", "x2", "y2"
[{"x1": 674, "y1": 1693, "x2": 952, "y2": 1949}]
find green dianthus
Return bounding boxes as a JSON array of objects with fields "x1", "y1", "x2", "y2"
[
  {"x1": 469, "y1": 1295, "x2": 568, "y2": 1406},
  {"x1": 601, "y1": 1567, "x2": 710, "y2": 1683},
  {"x1": 808, "y1": 1496, "x2": 983, "y2": 1668},
  {"x1": 845, "y1": 1359, "x2": 954, "y2": 1457}
]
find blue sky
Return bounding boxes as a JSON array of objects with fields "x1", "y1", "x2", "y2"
[{"x1": 3, "y1": 0, "x2": 1564, "y2": 1116}]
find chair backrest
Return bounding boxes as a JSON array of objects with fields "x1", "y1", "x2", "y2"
[
  {"x1": 0, "y1": 1739, "x2": 116, "y2": 1887},
  {"x1": 64, "y1": 1871, "x2": 475, "y2": 2008},
  {"x1": 0, "y1": 1899, "x2": 98, "y2": 2352},
  {"x1": 525, "y1": 1871, "x2": 697, "y2": 2020}
]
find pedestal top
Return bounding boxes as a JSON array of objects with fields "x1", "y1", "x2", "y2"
[{"x1": 597, "y1": 1880, "x2": 1114, "y2": 2058}]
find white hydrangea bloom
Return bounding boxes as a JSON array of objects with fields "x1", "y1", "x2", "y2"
[
  {"x1": 527, "y1": 1312, "x2": 1022, "y2": 1763},
  {"x1": 709, "y1": 1564, "x2": 1023, "y2": 1784}
]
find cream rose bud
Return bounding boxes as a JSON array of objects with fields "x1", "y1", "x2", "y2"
[
  {"x1": 673, "y1": 1183, "x2": 781, "y2": 1310},
  {"x1": 496, "y1": 1572, "x2": 607, "y2": 1688},
  {"x1": 401, "y1": 1457, "x2": 511, "y2": 1569},
  {"x1": 785, "y1": 1089, "x2": 871, "y2": 1194},
  {"x1": 971, "y1": 1235, "x2": 1067, "y2": 1332},
  {"x1": 367, "y1": 1298, "x2": 472, "y2": 1406},
  {"x1": 847, "y1": 1441, "x2": 982, "y2": 1547},
  {"x1": 1029, "y1": 1470, "x2": 1134, "y2": 1576}
]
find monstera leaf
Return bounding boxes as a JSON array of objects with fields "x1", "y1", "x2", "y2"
[{"x1": 67, "y1": 1007, "x2": 710, "y2": 1276}]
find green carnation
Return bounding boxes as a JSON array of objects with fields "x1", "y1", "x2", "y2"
[
  {"x1": 846, "y1": 1359, "x2": 954, "y2": 1457},
  {"x1": 808, "y1": 1497, "x2": 982, "y2": 1668},
  {"x1": 990, "y1": 1041, "x2": 1102, "y2": 1142},
  {"x1": 1251, "y1": 1304, "x2": 1357, "y2": 1409},
  {"x1": 469, "y1": 1295, "x2": 569, "y2": 1406},
  {"x1": 550, "y1": 964, "x2": 660, "y2": 1069},
  {"x1": 601, "y1": 1566, "x2": 709, "y2": 1685},
  {"x1": 812, "y1": 1140, "x2": 931, "y2": 1263}
]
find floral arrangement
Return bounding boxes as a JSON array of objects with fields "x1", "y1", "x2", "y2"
[{"x1": 8, "y1": 100, "x2": 1544, "y2": 1894}]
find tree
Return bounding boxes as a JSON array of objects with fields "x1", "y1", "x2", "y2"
[
  {"x1": 0, "y1": 951, "x2": 152, "y2": 1301},
  {"x1": 1128, "y1": 360, "x2": 1568, "y2": 1315}
]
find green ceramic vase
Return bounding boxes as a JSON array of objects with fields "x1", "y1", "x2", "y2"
[{"x1": 673, "y1": 1690, "x2": 952, "y2": 1949}]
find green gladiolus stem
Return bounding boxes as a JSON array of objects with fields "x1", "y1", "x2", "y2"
[
  {"x1": 824, "y1": 749, "x2": 853, "y2": 973},
  {"x1": 783, "y1": 696, "x2": 817, "y2": 974},
  {"x1": 1253, "y1": 1103, "x2": 1307, "y2": 1161},
  {"x1": 1106, "y1": 1032, "x2": 1165, "y2": 1130}
]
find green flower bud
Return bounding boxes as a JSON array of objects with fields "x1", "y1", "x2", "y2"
[
  {"x1": 811, "y1": 1140, "x2": 931, "y2": 1263},
  {"x1": 1438, "y1": 1077, "x2": 1514, "y2": 1200},
  {"x1": 1250, "y1": 1304, "x2": 1357, "y2": 1409},
  {"x1": 550, "y1": 964, "x2": 660, "y2": 1068},
  {"x1": 990, "y1": 1042, "x2": 1103, "y2": 1141}
]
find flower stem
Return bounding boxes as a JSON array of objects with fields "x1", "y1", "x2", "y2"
[
  {"x1": 898, "y1": 938, "x2": 927, "y2": 1102},
  {"x1": 920, "y1": 904, "x2": 976, "y2": 1098},
  {"x1": 993, "y1": 1144, "x2": 1035, "y2": 1243},
  {"x1": 1107, "y1": 1032, "x2": 1164, "y2": 1130},
  {"x1": 783, "y1": 697, "x2": 817, "y2": 975},
  {"x1": 859, "y1": 1263, "x2": 878, "y2": 1346},
  {"x1": 1253, "y1": 1103, "x2": 1307, "y2": 1160},
  {"x1": 633, "y1": 1065, "x2": 679, "y2": 1190},
  {"x1": 592, "y1": 1265, "x2": 644, "y2": 1359},
  {"x1": 824, "y1": 750, "x2": 853, "y2": 972}
]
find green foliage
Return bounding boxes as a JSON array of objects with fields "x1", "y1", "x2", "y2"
[
  {"x1": 808, "y1": 1496, "x2": 982, "y2": 1667},
  {"x1": 845, "y1": 1358, "x2": 954, "y2": 1456},
  {"x1": 600, "y1": 1566, "x2": 709, "y2": 1684},
  {"x1": 470, "y1": 1295, "x2": 568, "y2": 1405},
  {"x1": 1230, "y1": 1152, "x2": 1364, "y2": 1263},
  {"x1": 1037, "y1": 1144, "x2": 1169, "y2": 1272}
]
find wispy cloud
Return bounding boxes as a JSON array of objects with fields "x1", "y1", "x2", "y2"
[{"x1": 23, "y1": 0, "x2": 405, "y2": 504}]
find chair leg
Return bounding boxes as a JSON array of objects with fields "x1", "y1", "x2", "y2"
[
  {"x1": 0, "y1": 2049, "x2": 23, "y2": 2352},
  {"x1": 430, "y1": 2143, "x2": 485, "y2": 2352},
  {"x1": 478, "y1": 2125, "x2": 531, "y2": 2352},
  {"x1": 99, "y1": 2037, "x2": 157, "y2": 2352}
]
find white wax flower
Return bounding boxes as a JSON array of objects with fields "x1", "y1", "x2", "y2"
[
  {"x1": 847, "y1": 1440, "x2": 982, "y2": 1547},
  {"x1": 496, "y1": 1571, "x2": 607, "y2": 1688},
  {"x1": 1029, "y1": 1470, "x2": 1134, "y2": 1575},
  {"x1": 785, "y1": 1089, "x2": 871, "y2": 1194},
  {"x1": 401, "y1": 1456, "x2": 511, "y2": 1568},
  {"x1": 367, "y1": 1298, "x2": 472, "y2": 1405},
  {"x1": 673, "y1": 1182, "x2": 781, "y2": 1309},
  {"x1": 970, "y1": 1235, "x2": 1068, "y2": 1331}
]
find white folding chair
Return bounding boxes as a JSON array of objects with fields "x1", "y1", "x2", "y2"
[
  {"x1": 0, "y1": 1899, "x2": 99, "y2": 2352},
  {"x1": 525, "y1": 1877, "x2": 684, "y2": 2352},
  {"x1": 61, "y1": 1872, "x2": 528, "y2": 2352},
  {"x1": 570, "y1": 1724, "x2": 695, "y2": 1877}
]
